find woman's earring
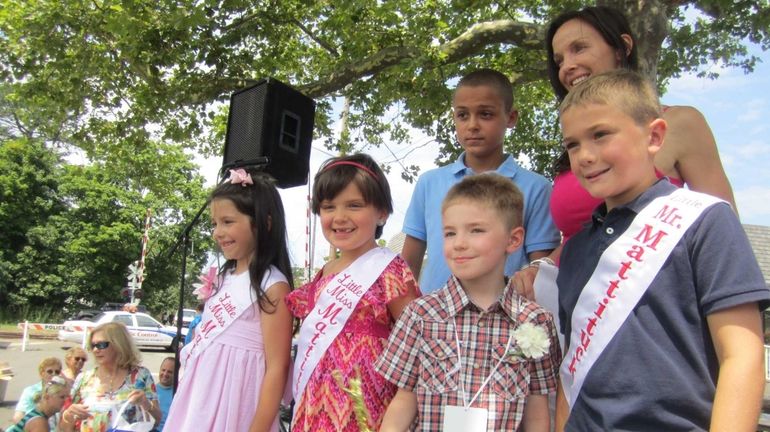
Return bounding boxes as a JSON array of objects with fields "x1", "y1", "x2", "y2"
[{"x1": 377, "y1": 220, "x2": 385, "y2": 226}]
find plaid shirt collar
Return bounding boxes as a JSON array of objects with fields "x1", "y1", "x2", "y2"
[{"x1": 440, "y1": 275, "x2": 521, "y2": 323}]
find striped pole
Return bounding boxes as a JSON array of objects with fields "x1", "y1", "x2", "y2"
[
  {"x1": 135, "y1": 208, "x2": 152, "y2": 300},
  {"x1": 305, "y1": 185, "x2": 312, "y2": 282}
]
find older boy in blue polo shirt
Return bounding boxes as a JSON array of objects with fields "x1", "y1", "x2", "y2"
[
  {"x1": 555, "y1": 69, "x2": 769, "y2": 431},
  {"x1": 401, "y1": 68, "x2": 560, "y2": 294}
]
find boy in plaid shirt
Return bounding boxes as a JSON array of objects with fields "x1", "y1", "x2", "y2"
[{"x1": 376, "y1": 173, "x2": 560, "y2": 431}]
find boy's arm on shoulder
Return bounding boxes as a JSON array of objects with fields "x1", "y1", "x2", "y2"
[
  {"x1": 401, "y1": 235, "x2": 427, "y2": 281},
  {"x1": 707, "y1": 302, "x2": 765, "y2": 432},
  {"x1": 523, "y1": 394, "x2": 550, "y2": 432},
  {"x1": 380, "y1": 388, "x2": 418, "y2": 432}
]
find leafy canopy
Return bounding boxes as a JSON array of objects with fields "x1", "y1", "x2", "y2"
[{"x1": 0, "y1": 0, "x2": 768, "y2": 177}]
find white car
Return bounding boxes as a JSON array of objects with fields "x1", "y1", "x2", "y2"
[{"x1": 58, "y1": 311, "x2": 187, "y2": 351}]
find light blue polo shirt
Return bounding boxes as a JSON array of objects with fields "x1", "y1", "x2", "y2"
[{"x1": 403, "y1": 153, "x2": 560, "y2": 294}]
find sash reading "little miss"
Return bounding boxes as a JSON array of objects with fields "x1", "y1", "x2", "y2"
[
  {"x1": 179, "y1": 266, "x2": 287, "y2": 370},
  {"x1": 561, "y1": 189, "x2": 723, "y2": 408},
  {"x1": 292, "y1": 247, "x2": 396, "y2": 400}
]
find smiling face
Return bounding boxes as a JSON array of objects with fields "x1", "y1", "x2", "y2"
[
  {"x1": 442, "y1": 199, "x2": 523, "y2": 291},
  {"x1": 319, "y1": 182, "x2": 386, "y2": 262},
  {"x1": 159, "y1": 358, "x2": 175, "y2": 387},
  {"x1": 452, "y1": 84, "x2": 518, "y2": 168},
  {"x1": 561, "y1": 103, "x2": 664, "y2": 210},
  {"x1": 211, "y1": 198, "x2": 256, "y2": 273},
  {"x1": 552, "y1": 18, "x2": 630, "y2": 93}
]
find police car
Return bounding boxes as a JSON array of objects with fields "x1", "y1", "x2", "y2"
[{"x1": 58, "y1": 311, "x2": 187, "y2": 351}]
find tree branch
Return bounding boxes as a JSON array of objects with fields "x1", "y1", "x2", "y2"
[
  {"x1": 299, "y1": 19, "x2": 543, "y2": 98},
  {"x1": 291, "y1": 18, "x2": 340, "y2": 57}
]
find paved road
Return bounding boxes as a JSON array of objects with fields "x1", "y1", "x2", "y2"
[{"x1": 0, "y1": 336, "x2": 173, "y2": 427}]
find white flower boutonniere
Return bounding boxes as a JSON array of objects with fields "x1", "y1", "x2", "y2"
[{"x1": 508, "y1": 322, "x2": 550, "y2": 360}]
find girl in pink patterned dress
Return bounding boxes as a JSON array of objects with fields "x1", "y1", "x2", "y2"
[
  {"x1": 286, "y1": 153, "x2": 420, "y2": 431},
  {"x1": 163, "y1": 169, "x2": 294, "y2": 432}
]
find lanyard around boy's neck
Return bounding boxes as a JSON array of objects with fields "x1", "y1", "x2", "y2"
[{"x1": 452, "y1": 317, "x2": 513, "y2": 409}]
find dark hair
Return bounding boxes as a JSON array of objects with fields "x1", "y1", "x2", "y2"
[
  {"x1": 546, "y1": 6, "x2": 639, "y2": 101},
  {"x1": 455, "y1": 68, "x2": 514, "y2": 112},
  {"x1": 210, "y1": 171, "x2": 294, "y2": 313},
  {"x1": 312, "y1": 153, "x2": 393, "y2": 239}
]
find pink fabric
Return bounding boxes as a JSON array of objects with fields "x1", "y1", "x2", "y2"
[
  {"x1": 285, "y1": 256, "x2": 419, "y2": 432},
  {"x1": 551, "y1": 170, "x2": 683, "y2": 242},
  {"x1": 163, "y1": 272, "x2": 279, "y2": 432}
]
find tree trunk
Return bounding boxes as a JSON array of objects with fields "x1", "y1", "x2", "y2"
[{"x1": 600, "y1": 0, "x2": 671, "y2": 84}]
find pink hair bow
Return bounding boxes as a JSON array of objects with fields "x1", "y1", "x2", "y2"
[
  {"x1": 229, "y1": 169, "x2": 254, "y2": 186},
  {"x1": 192, "y1": 266, "x2": 218, "y2": 301}
]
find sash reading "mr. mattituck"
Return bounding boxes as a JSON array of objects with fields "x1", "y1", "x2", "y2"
[
  {"x1": 292, "y1": 247, "x2": 397, "y2": 400},
  {"x1": 561, "y1": 189, "x2": 723, "y2": 408}
]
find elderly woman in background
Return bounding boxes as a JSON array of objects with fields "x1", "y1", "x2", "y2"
[
  {"x1": 13, "y1": 357, "x2": 63, "y2": 424},
  {"x1": 6, "y1": 376, "x2": 69, "y2": 432},
  {"x1": 59, "y1": 322, "x2": 160, "y2": 432},
  {"x1": 62, "y1": 347, "x2": 88, "y2": 385}
]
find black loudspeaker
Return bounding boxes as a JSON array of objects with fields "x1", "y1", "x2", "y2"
[{"x1": 223, "y1": 78, "x2": 316, "y2": 188}]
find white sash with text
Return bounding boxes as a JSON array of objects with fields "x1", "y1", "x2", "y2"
[
  {"x1": 292, "y1": 247, "x2": 397, "y2": 400},
  {"x1": 180, "y1": 266, "x2": 287, "y2": 370},
  {"x1": 560, "y1": 189, "x2": 723, "y2": 408}
]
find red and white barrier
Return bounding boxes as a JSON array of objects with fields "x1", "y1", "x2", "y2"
[{"x1": 17, "y1": 321, "x2": 90, "y2": 351}]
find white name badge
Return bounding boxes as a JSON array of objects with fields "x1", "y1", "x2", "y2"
[{"x1": 443, "y1": 405, "x2": 488, "y2": 432}]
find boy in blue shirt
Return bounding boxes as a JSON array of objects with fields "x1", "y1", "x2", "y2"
[
  {"x1": 402, "y1": 69, "x2": 561, "y2": 293},
  {"x1": 555, "y1": 69, "x2": 769, "y2": 431}
]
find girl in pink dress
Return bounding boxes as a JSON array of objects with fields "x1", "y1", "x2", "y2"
[
  {"x1": 286, "y1": 153, "x2": 420, "y2": 431},
  {"x1": 163, "y1": 169, "x2": 294, "y2": 432}
]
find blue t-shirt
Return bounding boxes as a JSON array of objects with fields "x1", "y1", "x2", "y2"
[
  {"x1": 14, "y1": 382, "x2": 42, "y2": 414},
  {"x1": 156, "y1": 383, "x2": 173, "y2": 431},
  {"x1": 184, "y1": 314, "x2": 202, "y2": 345},
  {"x1": 403, "y1": 153, "x2": 560, "y2": 293},
  {"x1": 558, "y1": 180, "x2": 770, "y2": 431}
]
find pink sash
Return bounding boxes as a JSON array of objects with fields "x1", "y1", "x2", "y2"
[
  {"x1": 292, "y1": 247, "x2": 396, "y2": 399},
  {"x1": 180, "y1": 266, "x2": 287, "y2": 370}
]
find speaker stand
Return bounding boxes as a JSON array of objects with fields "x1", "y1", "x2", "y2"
[{"x1": 219, "y1": 156, "x2": 270, "y2": 178}]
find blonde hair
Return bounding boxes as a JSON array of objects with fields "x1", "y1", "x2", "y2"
[
  {"x1": 37, "y1": 357, "x2": 62, "y2": 376},
  {"x1": 33, "y1": 376, "x2": 69, "y2": 403},
  {"x1": 442, "y1": 173, "x2": 524, "y2": 229},
  {"x1": 559, "y1": 69, "x2": 661, "y2": 126},
  {"x1": 65, "y1": 346, "x2": 87, "y2": 363},
  {"x1": 90, "y1": 322, "x2": 142, "y2": 369}
]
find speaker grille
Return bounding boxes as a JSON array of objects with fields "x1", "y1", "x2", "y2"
[{"x1": 226, "y1": 84, "x2": 268, "y2": 163}]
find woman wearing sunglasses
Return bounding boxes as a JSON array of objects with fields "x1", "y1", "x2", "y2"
[
  {"x1": 6, "y1": 376, "x2": 69, "y2": 432},
  {"x1": 12, "y1": 358, "x2": 63, "y2": 424},
  {"x1": 60, "y1": 322, "x2": 161, "y2": 432},
  {"x1": 62, "y1": 347, "x2": 88, "y2": 386}
]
